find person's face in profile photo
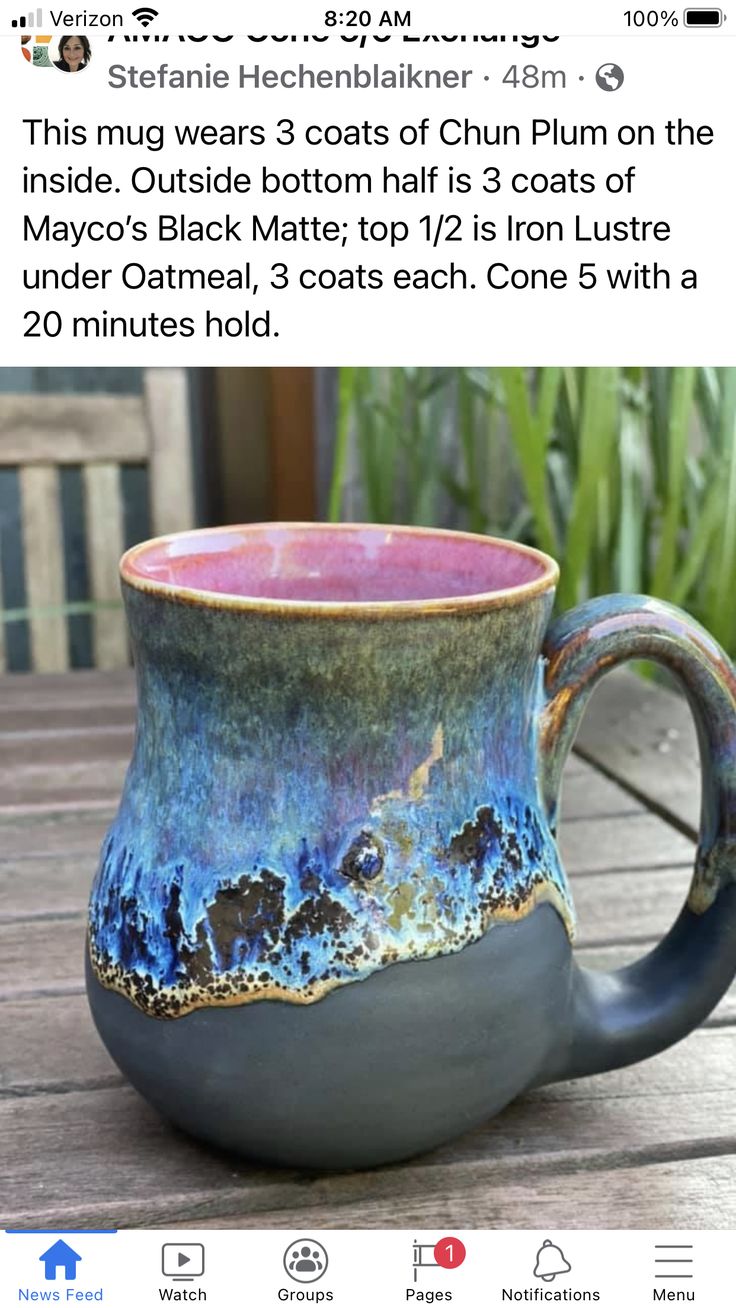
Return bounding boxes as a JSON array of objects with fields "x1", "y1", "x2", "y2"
[{"x1": 55, "y1": 34, "x2": 91, "y2": 71}]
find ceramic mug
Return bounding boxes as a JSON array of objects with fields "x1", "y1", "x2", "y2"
[{"x1": 86, "y1": 523, "x2": 736, "y2": 1170}]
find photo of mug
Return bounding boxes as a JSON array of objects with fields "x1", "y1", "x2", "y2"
[{"x1": 85, "y1": 522, "x2": 736, "y2": 1171}]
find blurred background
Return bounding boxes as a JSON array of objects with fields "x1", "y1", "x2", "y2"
[{"x1": 1, "y1": 365, "x2": 734, "y2": 672}]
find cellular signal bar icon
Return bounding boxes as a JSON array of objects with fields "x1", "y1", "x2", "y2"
[{"x1": 11, "y1": 7, "x2": 43, "y2": 26}]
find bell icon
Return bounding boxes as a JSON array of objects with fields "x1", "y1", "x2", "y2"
[{"x1": 533, "y1": 1239, "x2": 572, "y2": 1282}]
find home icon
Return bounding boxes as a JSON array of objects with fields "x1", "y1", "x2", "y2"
[{"x1": 39, "y1": 1240, "x2": 82, "y2": 1281}]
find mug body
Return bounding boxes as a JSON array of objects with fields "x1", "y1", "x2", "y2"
[{"x1": 86, "y1": 523, "x2": 573, "y2": 1169}]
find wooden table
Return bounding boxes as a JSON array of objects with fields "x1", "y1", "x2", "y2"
[{"x1": 2, "y1": 668, "x2": 734, "y2": 1230}]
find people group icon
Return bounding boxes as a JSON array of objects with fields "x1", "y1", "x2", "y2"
[
  {"x1": 283, "y1": 1239, "x2": 329, "y2": 1285},
  {"x1": 288, "y1": 1246, "x2": 324, "y2": 1275}
]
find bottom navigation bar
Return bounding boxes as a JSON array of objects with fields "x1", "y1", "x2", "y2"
[{"x1": 0, "y1": 1230, "x2": 714, "y2": 1308}]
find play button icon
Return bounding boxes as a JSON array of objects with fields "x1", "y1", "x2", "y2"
[{"x1": 162, "y1": 1244, "x2": 205, "y2": 1279}]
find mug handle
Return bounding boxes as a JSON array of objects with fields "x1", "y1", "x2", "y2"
[{"x1": 536, "y1": 593, "x2": 736, "y2": 1085}]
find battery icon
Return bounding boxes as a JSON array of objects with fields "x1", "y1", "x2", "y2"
[{"x1": 683, "y1": 7, "x2": 724, "y2": 23}]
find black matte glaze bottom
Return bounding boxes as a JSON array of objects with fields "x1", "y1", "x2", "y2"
[{"x1": 86, "y1": 906, "x2": 572, "y2": 1171}]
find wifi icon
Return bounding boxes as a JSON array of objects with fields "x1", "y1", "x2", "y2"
[{"x1": 132, "y1": 5, "x2": 158, "y2": 25}]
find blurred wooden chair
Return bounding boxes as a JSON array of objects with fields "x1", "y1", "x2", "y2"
[{"x1": 0, "y1": 369, "x2": 195, "y2": 673}]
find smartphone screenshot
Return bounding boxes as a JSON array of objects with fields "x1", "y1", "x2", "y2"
[{"x1": 0, "y1": 1, "x2": 733, "y2": 1302}]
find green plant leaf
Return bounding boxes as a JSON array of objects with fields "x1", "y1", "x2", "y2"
[
  {"x1": 707, "y1": 368, "x2": 736, "y2": 649},
  {"x1": 559, "y1": 368, "x2": 620, "y2": 609},
  {"x1": 328, "y1": 366, "x2": 356, "y2": 522},
  {"x1": 651, "y1": 367, "x2": 697, "y2": 597},
  {"x1": 497, "y1": 367, "x2": 559, "y2": 558}
]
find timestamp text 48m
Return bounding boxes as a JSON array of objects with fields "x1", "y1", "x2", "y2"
[{"x1": 501, "y1": 65, "x2": 567, "y2": 89}]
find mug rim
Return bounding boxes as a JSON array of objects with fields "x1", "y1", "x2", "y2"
[{"x1": 120, "y1": 522, "x2": 560, "y2": 618}]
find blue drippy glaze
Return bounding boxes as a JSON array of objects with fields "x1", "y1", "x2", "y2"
[
  {"x1": 90, "y1": 785, "x2": 573, "y2": 1015},
  {"x1": 89, "y1": 580, "x2": 575, "y2": 1017}
]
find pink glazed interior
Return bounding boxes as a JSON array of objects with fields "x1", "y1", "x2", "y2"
[{"x1": 122, "y1": 524, "x2": 555, "y2": 604}]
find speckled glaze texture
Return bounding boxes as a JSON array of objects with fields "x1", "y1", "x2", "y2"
[{"x1": 88, "y1": 563, "x2": 573, "y2": 1018}]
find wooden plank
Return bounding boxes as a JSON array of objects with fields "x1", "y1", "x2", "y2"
[
  {"x1": 0, "y1": 529, "x2": 6, "y2": 675},
  {"x1": 0, "y1": 854, "x2": 104, "y2": 920},
  {"x1": 268, "y1": 369, "x2": 317, "y2": 519},
  {"x1": 0, "y1": 756, "x2": 126, "y2": 809},
  {"x1": 572, "y1": 864, "x2": 692, "y2": 947},
  {"x1": 185, "y1": 1157, "x2": 736, "y2": 1230},
  {"x1": 0, "y1": 718, "x2": 133, "y2": 740},
  {"x1": 0, "y1": 809, "x2": 114, "y2": 860},
  {"x1": 0, "y1": 1085, "x2": 276, "y2": 1229},
  {"x1": 0, "y1": 709, "x2": 131, "y2": 809},
  {"x1": 2, "y1": 1029, "x2": 736, "y2": 1228},
  {"x1": 0, "y1": 917, "x2": 87, "y2": 998},
  {"x1": 145, "y1": 369, "x2": 195, "y2": 536},
  {"x1": 83, "y1": 463, "x2": 129, "y2": 669},
  {"x1": 559, "y1": 767, "x2": 642, "y2": 821},
  {"x1": 0, "y1": 994, "x2": 119, "y2": 1093},
  {"x1": 0, "y1": 395, "x2": 147, "y2": 463},
  {"x1": 19, "y1": 464, "x2": 68, "y2": 673},
  {"x1": 575, "y1": 667, "x2": 700, "y2": 838},
  {"x1": 0, "y1": 667, "x2": 135, "y2": 711},
  {"x1": 0, "y1": 799, "x2": 118, "y2": 820},
  {"x1": 559, "y1": 813, "x2": 693, "y2": 876},
  {"x1": 0, "y1": 721, "x2": 133, "y2": 768}
]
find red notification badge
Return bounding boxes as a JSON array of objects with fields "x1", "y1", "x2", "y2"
[{"x1": 433, "y1": 1237, "x2": 466, "y2": 1270}]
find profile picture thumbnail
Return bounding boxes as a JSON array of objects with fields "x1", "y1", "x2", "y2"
[
  {"x1": 20, "y1": 34, "x2": 53, "y2": 67},
  {"x1": 20, "y1": 32, "x2": 91, "y2": 71},
  {"x1": 54, "y1": 34, "x2": 92, "y2": 72}
]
